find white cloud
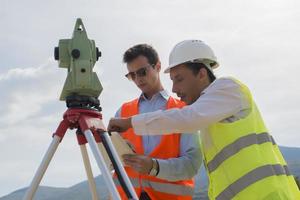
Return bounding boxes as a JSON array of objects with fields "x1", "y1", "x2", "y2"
[{"x1": 0, "y1": 59, "x2": 63, "y2": 126}]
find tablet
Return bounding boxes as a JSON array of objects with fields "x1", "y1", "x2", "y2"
[{"x1": 98, "y1": 132, "x2": 135, "y2": 171}]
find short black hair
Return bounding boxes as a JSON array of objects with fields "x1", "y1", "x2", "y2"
[
  {"x1": 185, "y1": 62, "x2": 216, "y2": 83},
  {"x1": 123, "y1": 44, "x2": 159, "y2": 66}
]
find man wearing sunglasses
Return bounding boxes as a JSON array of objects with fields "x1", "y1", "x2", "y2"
[{"x1": 113, "y1": 44, "x2": 201, "y2": 200}]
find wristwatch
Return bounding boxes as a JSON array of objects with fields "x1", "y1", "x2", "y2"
[{"x1": 149, "y1": 158, "x2": 159, "y2": 176}]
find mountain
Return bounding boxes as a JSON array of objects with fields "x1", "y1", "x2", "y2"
[
  {"x1": 0, "y1": 177, "x2": 109, "y2": 200},
  {"x1": 1, "y1": 146, "x2": 299, "y2": 200},
  {"x1": 0, "y1": 187, "x2": 69, "y2": 200},
  {"x1": 280, "y1": 146, "x2": 300, "y2": 177}
]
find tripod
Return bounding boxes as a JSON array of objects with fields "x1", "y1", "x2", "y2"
[{"x1": 23, "y1": 101, "x2": 139, "y2": 200}]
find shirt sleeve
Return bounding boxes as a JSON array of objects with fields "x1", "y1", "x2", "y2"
[
  {"x1": 114, "y1": 107, "x2": 121, "y2": 118},
  {"x1": 156, "y1": 133, "x2": 202, "y2": 181},
  {"x1": 132, "y1": 78, "x2": 249, "y2": 135}
]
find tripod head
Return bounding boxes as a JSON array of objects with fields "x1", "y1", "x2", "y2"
[{"x1": 54, "y1": 18, "x2": 102, "y2": 110}]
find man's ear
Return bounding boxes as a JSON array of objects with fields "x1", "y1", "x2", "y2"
[
  {"x1": 198, "y1": 68, "x2": 208, "y2": 80},
  {"x1": 156, "y1": 61, "x2": 161, "y2": 72}
]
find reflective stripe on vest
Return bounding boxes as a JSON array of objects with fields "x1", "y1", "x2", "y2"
[
  {"x1": 216, "y1": 164, "x2": 290, "y2": 200},
  {"x1": 113, "y1": 177, "x2": 194, "y2": 196},
  {"x1": 207, "y1": 132, "x2": 275, "y2": 173}
]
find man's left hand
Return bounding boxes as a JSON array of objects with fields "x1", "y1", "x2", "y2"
[{"x1": 122, "y1": 154, "x2": 153, "y2": 175}]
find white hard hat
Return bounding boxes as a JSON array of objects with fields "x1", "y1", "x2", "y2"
[{"x1": 164, "y1": 40, "x2": 219, "y2": 73}]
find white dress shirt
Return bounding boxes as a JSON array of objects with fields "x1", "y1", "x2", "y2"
[{"x1": 132, "y1": 77, "x2": 250, "y2": 135}]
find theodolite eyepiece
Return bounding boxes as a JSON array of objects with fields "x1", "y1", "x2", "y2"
[{"x1": 54, "y1": 18, "x2": 103, "y2": 107}]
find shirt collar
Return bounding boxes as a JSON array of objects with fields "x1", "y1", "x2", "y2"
[{"x1": 139, "y1": 90, "x2": 170, "y2": 101}]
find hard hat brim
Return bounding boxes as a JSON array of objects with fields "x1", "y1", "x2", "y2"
[
  {"x1": 164, "y1": 64, "x2": 178, "y2": 73},
  {"x1": 164, "y1": 61, "x2": 219, "y2": 73}
]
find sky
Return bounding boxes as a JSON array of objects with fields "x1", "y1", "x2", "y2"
[{"x1": 1, "y1": 0, "x2": 300, "y2": 197}]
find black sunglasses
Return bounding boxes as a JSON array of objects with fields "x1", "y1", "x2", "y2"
[{"x1": 125, "y1": 64, "x2": 154, "y2": 81}]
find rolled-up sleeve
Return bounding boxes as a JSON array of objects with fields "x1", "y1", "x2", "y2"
[{"x1": 156, "y1": 133, "x2": 202, "y2": 181}]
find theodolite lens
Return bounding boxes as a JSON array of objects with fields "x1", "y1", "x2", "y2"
[
  {"x1": 96, "y1": 47, "x2": 101, "y2": 61},
  {"x1": 54, "y1": 47, "x2": 59, "y2": 60},
  {"x1": 71, "y1": 49, "x2": 80, "y2": 59}
]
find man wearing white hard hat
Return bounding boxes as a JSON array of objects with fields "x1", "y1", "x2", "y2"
[{"x1": 108, "y1": 40, "x2": 300, "y2": 199}]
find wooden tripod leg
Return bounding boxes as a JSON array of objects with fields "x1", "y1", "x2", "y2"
[
  {"x1": 23, "y1": 119, "x2": 69, "y2": 200},
  {"x1": 83, "y1": 129, "x2": 121, "y2": 200},
  {"x1": 80, "y1": 144, "x2": 99, "y2": 200},
  {"x1": 96, "y1": 143, "x2": 114, "y2": 200},
  {"x1": 23, "y1": 135, "x2": 61, "y2": 200}
]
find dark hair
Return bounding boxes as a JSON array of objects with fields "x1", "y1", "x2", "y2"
[
  {"x1": 123, "y1": 44, "x2": 159, "y2": 66},
  {"x1": 185, "y1": 62, "x2": 216, "y2": 82}
]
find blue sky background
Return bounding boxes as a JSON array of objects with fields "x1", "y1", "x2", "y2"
[{"x1": 1, "y1": 0, "x2": 300, "y2": 197}]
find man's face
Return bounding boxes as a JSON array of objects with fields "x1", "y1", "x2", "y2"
[
  {"x1": 126, "y1": 55, "x2": 160, "y2": 94},
  {"x1": 170, "y1": 64, "x2": 204, "y2": 105}
]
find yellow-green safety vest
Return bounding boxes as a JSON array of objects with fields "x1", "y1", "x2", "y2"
[{"x1": 201, "y1": 78, "x2": 300, "y2": 200}]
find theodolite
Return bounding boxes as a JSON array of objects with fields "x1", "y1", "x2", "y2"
[{"x1": 54, "y1": 18, "x2": 102, "y2": 110}]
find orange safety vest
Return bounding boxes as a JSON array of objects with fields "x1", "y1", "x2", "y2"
[{"x1": 114, "y1": 97, "x2": 194, "y2": 200}]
